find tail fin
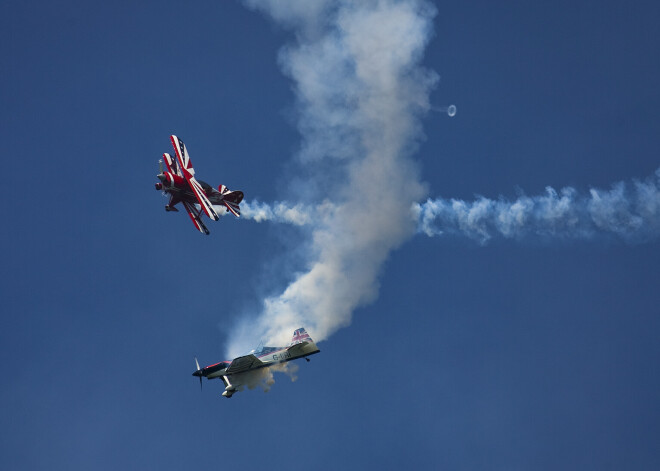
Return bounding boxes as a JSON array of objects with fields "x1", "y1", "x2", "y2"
[{"x1": 289, "y1": 327, "x2": 312, "y2": 346}]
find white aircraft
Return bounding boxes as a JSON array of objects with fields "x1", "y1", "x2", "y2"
[{"x1": 193, "y1": 328, "x2": 320, "y2": 398}]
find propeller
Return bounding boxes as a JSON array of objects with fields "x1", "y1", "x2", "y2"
[
  {"x1": 157, "y1": 160, "x2": 168, "y2": 196},
  {"x1": 194, "y1": 357, "x2": 203, "y2": 391}
]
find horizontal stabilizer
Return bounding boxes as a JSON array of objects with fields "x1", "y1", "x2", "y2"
[
  {"x1": 287, "y1": 341, "x2": 309, "y2": 350},
  {"x1": 223, "y1": 190, "x2": 244, "y2": 204},
  {"x1": 286, "y1": 341, "x2": 314, "y2": 356},
  {"x1": 286, "y1": 328, "x2": 319, "y2": 356},
  {"x1": 224, "y1": 201, "x2": 241, "y2": 217}
]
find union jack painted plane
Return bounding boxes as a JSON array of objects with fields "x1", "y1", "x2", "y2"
[
  {"x1": 154, "y1": 135, "x2": 244, "y2": 234},
  {"x1": 193, "y1": 328, "x2": 320, "y2": 398}
]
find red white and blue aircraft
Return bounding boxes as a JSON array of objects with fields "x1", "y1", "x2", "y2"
[
  {"x1": 193, "y1": 328, "x2": 320, "y2": 398},
  {"x1": 154, "y1": 135, "x2": 244, "y2": 235}
]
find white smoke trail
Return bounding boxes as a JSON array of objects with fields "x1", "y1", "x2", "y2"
[
  {"x1": 214, "y1": 200, "x2": 323, "y2": 226},
  {"x1": 241, "y1": 200, "x2": 324, "y2": 226},
  {"x1": 239, "y1": 169, "x2": 660, "y2": 246},
  {"x1": 228, "y1": 0, "x2": 438, "y2": 356},
  {"x1": 235, "y1": 363, "x2": 299, "y2": 393},
  {"x1": 415, "y1": 168, "x2": 660, "y2": 244}
]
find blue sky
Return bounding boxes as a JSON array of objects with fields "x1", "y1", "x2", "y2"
[{"x1": 1, "y1": 1, "x2": 659, "y2": 469}]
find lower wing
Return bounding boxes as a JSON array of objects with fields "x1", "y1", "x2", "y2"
[
  {"x1": 182, "y1": 201, "x2": 210, "y2": 235},
  {"x1": 188, "y1": 177, "x2": 219, "y2": 221}
]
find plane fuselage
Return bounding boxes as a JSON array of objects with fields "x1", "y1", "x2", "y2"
[
  {"x1": 203, "y1": 342, "x2": 320, "y2": 380},
  {"x1": 192, "y1": 327, "x2": 319, "y2": 397}
]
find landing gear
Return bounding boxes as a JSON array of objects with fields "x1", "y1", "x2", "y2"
[{"x1": 222, "y1": 376, "x2": 235, "y2": 398}]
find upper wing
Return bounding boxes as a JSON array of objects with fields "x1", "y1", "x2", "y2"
[
  {"x1": 170, "y1": 135, "x2": 194, "y2": 177},
  {"x1": 182, "y1": 201, "x2": 210, "y2": 235},
  {"x1": 225, "y1": 354, "x2": 264, "y2": 374},
  {"x1": 170, "y1": 135, "x2": 219, "y2": 221}
]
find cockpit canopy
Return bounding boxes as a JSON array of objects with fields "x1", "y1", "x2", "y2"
[
  {"x1": 198, "y1": 180, "x2": 213, "y2": 193},
  {"x1": 249, "y1": 346, "x2": 279, "y2": 356}
]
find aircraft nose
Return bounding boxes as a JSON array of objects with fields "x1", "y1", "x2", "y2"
[
  {"x1": 192, "y1": 370, "x2": 202, "y2": 377},
  {"x1": 157, "y1": 173, "x2": 166, "y2": 182}
]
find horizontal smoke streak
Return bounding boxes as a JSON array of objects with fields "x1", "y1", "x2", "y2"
[
  {"x1": 241, "y1": 200, "x2": 324, "y2": 226},
  {"x1": 240, "y1": 168, "x2": 660, "y2": 244},
  {"x1": 415, "y1": 168, "x2": 660, "y2": 244}
]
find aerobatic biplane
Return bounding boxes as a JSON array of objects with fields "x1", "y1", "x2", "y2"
[{"x1": 155, "y1": 135, "x2": 244, "y2": 234}]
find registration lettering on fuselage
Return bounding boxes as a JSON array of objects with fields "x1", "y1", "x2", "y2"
[{"x1": 271, "y1": 351, "x2": 291, "y2": 362}]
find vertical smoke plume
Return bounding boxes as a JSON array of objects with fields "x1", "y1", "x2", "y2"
[{"x1": 229, "y1": 0, "x2": 438, "y2": 356}]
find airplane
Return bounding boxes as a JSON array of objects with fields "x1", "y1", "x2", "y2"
[
  {"x1": 154, "y1": 135, "x2": 244, "y2": 235},
  {"x1": 193, "y1": 327, "x2": 320, "y2": 398}
]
